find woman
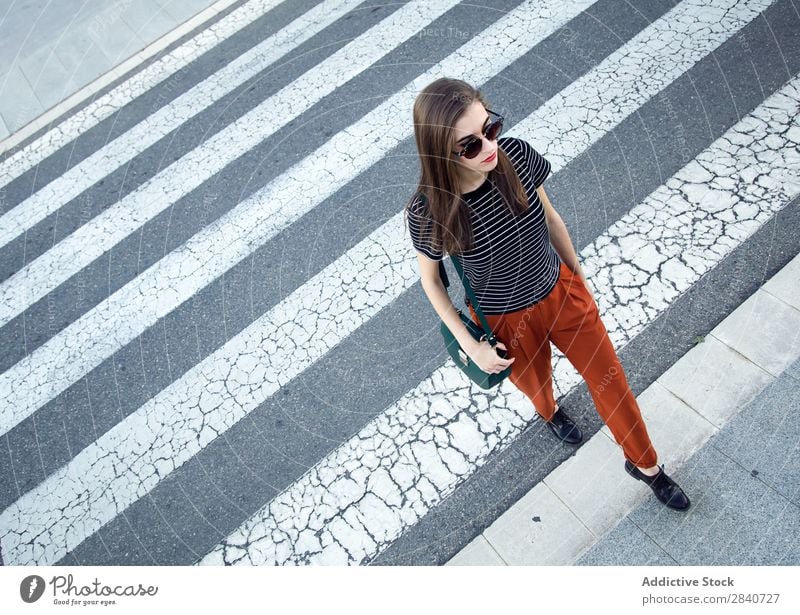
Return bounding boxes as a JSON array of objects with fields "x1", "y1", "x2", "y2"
[{"x1": 404, "y1": 77, "x2": 690, "y2": 510}]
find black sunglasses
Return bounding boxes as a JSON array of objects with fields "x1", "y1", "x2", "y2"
[{"x1": 453, "y1": 109, "x2": 504, "y2": 159}]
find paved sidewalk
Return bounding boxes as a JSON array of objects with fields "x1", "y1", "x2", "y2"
[
  {"x1": 0, "y1": 0, "x2": 231, "y2": 143},
  {"x1": 447, "y1": 253, "x2": 800, "y2": 566}
]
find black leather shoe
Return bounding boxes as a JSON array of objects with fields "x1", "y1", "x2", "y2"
[
  {"x1": 544, "y1": 406, "x2": 583, "y2": 444},
  {"x1": 625, "y1": 461, "x2": 691, "y2": 510}
]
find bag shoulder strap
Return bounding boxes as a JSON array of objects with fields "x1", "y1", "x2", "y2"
[
  {"x1": 438, "y1": 259, "x2": 450, "y2": 289},
  {"x1": 449, "y1": 255, "x2": 498, "y2": 345}
]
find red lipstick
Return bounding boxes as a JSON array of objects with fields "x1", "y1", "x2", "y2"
[{"x1": 482, "y1": 151, "x2": 497, "y2": 163}]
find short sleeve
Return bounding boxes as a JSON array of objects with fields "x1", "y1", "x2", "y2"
[
  {"x1": 406, "y1": 195, "x2": 444, "y2": 261},
  {"x1": 523, "y1": 140, "x2": 552, "y2": 189}
]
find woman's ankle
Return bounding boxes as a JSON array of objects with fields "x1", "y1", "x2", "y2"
[{"x1": 638, "y1": 464, "x2": 660, "y2": 476}]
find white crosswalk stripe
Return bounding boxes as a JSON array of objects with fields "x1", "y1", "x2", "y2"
[{"x1": 0, "y1": 0, "x2": 795, "y2": 567}]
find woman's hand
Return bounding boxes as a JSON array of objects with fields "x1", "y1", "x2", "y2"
[
  {"x1": 468, "y1": 339, "x2": 515, "y2": 374},
  {"x1": 573, "y1": 262, "x2": 597, "y2": 304}
]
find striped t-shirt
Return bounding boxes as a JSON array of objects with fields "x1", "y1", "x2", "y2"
[{"x1": 406, "y1": 136, "x2": 561, "y2": 315}]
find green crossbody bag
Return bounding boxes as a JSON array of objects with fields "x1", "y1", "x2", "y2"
[{"x1": 438, "y1": 255, "x2": 511, "y2": 389}]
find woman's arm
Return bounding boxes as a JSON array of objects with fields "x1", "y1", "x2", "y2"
[
  {"x1": 416, "y1": 253, "x2": 480, "y2": 355},
  {"x1": 415, "y1": 252, "x2": 514, "y2": 374},
  {"x1": 536, "y1": 185, "x2": 595, "y2": 298}
]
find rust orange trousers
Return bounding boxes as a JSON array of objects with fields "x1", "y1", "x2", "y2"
[{"x1": 468, "y1": 260, "x2": 658, "y2": 468}]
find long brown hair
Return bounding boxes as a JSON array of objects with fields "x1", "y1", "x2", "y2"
[{"x1": 405, "y1": 77, "x2": 528, "y2": 256}]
